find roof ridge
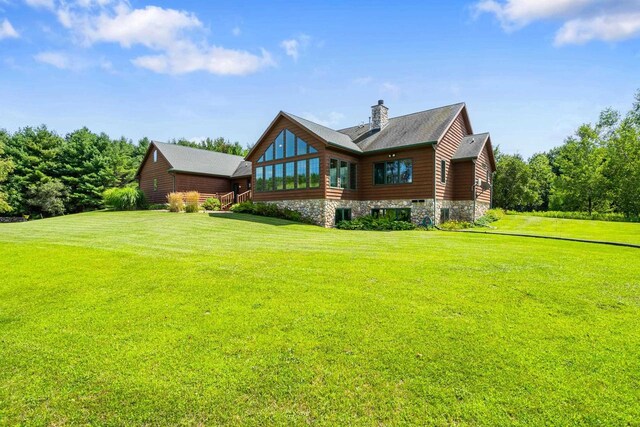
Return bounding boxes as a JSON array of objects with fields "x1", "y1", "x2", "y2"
[
  {"x1": 153, "y1": 140, "x2": 245, "y2": 160},
  {"x1": 338, "y1": 102, "x2": 465, "y2": 132},
  {"x1": 282, "y1": 111, "x2": 340, "y2": 133}
]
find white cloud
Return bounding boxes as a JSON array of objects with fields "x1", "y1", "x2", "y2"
[
  {"x1": 34, "y1": 51, "x2": 76, "y2": 69},
  {"x1": 0, "y1": 18, "x2": 19, "y2": 39},
  {"x1": 555, "y1": 12, "x2": 640, "y2": 45},
  {"x1": 301, "y1": 111, "x2": 345, "y2": 127},
  {"x1": 474, "y1": 0, "x2": 640, "y2": 44},
  {"x1": 232, "y1": 26, "x2": 241, "y2": 36},
  {"x1": 25, "y1": 0, "x2": 55, "y2": 9},
  {"x1": 25, "y1": 1, "x2": 275, "y2": 75},
  {"x1": 280, "y1": 34, "x2": 310, "y2": 61},
  {"x1": 353, "y1": 76, "x2": 373, "y2": 85},
  {"x1": 380, "y1": 82, "x2": 400, "y2": 97}
]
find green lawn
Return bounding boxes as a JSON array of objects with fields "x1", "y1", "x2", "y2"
[
  {"x1": 1, "y1": 211, "x2": 639, "y2": 425},
  {"x1": 476, "y1": 214, "x2": 640, "y2": 245}
]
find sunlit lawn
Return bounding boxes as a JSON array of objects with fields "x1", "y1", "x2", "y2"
[
  {"x1": 477, "y1": 214, "x2": 640, "y2": 245},
  {"x1": 0, "y1": 211, "x2": 638, "y2": 425}
]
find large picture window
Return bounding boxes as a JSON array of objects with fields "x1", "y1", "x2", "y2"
[
  {"x1": 257, "y1": 129, "x2": 318, "y2": 164},
  {"x1": 373, "y1": 159, "x2": 413, "y2": 185},
  {"x1": 255, "y1": 157, "x2": 321, "y2": 192},
  {"x1": 329, "y1": 158, "x2": 357, "y2": 189}
]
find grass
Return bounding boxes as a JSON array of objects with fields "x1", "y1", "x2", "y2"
[
  {"x1": 475, "y1": 214, "x2": 640, "y2": 245},
  {"x1": 0, "y1": 211, "x2": 639, "y2": 425}
]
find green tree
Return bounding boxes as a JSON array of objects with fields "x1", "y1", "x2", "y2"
[
  {"x1": 0, "y1": 130, "x2": 14, "y2": 213},
  {"x1": 174, "y1": 137, "x2": 248, "y2": 156},
  {"x1": 4, "y1": 126, "x2": 63, "y2": 215},
  {"x1": 493, "y1": 154, "x2": 538, "y2": 211},
  {"x1": 28, "y1": 179, "x2": 66, "y2": 217},
  {"x1": 527, "y1": 153, "x2": 555, "y2": 210},
  {"x1": 57, "y1": 128, "x2": 116, "y2": 213},
  {"x1": 604, "y1": 92, "x2": 640, "y2": 216},
  {"x1": 552, "y1": 123, "x2": 608, "y2": 214}
]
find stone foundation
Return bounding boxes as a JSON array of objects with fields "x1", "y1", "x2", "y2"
[{"x1": 264, "y1": 199, "x2": 491, "y2": 227}]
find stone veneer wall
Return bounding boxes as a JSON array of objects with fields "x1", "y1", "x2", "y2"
[{"x1": 264, "y1": 199, "x2": 490, "y2": 227}]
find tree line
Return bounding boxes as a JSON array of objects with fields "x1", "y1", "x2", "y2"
[
  {"x1": 493, "y1": 91, "x2": 640, "y2": 217},
  {"x1": 0, "y1": 127, "x2": 248, "y2": 217}
]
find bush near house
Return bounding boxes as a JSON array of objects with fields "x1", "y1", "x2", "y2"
[
  {"x1": 231, "y1": 201, "x2": 311, "y2": 223},
  {"x1": 202, "y1": 197, "x2": 221, "y2": 211},
  {"x1": 335, "y1": 215, "x2": 416, "y2": 231},
  {"x1": 102, "y1": 187, "x2": 146, "y2": 211},
  {"x1": 167, "y1": 192, "x2": 184, "y2": 212},
  {"x1": 184, "y1": 191, "x2": 200, "y2": 213}
]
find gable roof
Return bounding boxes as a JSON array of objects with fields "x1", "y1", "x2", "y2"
[
  {"x1": 249, "y1": 102, "x2": 490, "y2": 160},
  {"x1": 137, "y1": 141, "x2": 251, "y2": 178},
  {"x1": 452, "y1": 133, "x2": 496, "y2": 169},
  {"x1": 339, "y1": 103, "x2": 465, "y2": 153},
  {"x1": 282, "y1": 112, "x2": 362, "y2": 153}
]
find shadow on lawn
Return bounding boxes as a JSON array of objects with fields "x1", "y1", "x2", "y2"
[{"x1": 207, "y1": 212, "x2": 309, "y2": 227}]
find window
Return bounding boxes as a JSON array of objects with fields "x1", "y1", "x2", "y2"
[
  {"x1": 257, "y1": 129, "x2": 318, "y2": 163},
  {"x1": 374, "y1": 159, "x2": 413, "y2": 185},
  {"x1": 335, "y1": 208, "x2": 352, "y2": 224},
  {"x1": 329, "y1": 159, "x2": 338, "y2": 187},
  {"x1": 153, "y1": 150, "x2": 158, "y2": 163},
  {"x1": 349, "y1": 163, "x2": 357, "y2": 190},
  {"x1": 297, "y1": 160, "x2": 307, "y2": 189},
  {"x1": 309, "y1": 158, "x2": 320, "y2": 188},
  {"x1": 255, "y1": 157, "x2": 321, "y2": 192},
  {"x1": 255, "y1": 166, "x2": 264, "y2": 192},
  {"x1": 264, "y1": 143, "x2": 274, "y2": 162},
  {"x1": 486, "y1": 168, "x2": 490, "y2": 183},
  {"x1": 264, "y1": 164, "x2": 273, "y2": 191},
  {"x1": 440, "y1": 160, "x2": 446, "y2": 183},
  {"x1": 285, "y1": 162, "x2": 295, "y2": 189},
  {"x1": 440, "y1": 208, "x2": 450, "y2": 223},
  {"x1": 371, "y1": 208, "x2": 411, "y2": 222},
  {"x1": 275, "y1": 163, "x2": 284, "y2": 190},
  {"x1": 153, "y1": 178, "x2": 158, "y2": 191},
  {"x1": 340, "y1": 160, "x2": 349, "y2": 189},
  {"x1": 297, "y1": 138, "x2": 308, "y2": 155},
  {"x1": 285, "y1": 130, "x2": 296, "y2": 157},
  {"x1": 275, "y1": 132, "x2": 284, "y2": 160},
  {"x1": 329, "y1": 158, "x2": 357, "y2": 189}
]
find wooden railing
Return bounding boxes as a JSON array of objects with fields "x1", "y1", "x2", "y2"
[
  {"x1": 219, "y1": 192, "x2": 234, "y2": 210},
  {"x1": 197, "y1": 193, "x2": 218, "y2": 203},
  {"x1": 236, "y1": 190, "x2": 252, "y2": 204}
]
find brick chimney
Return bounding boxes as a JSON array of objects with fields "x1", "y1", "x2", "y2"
[{"x1": 371, "y1": 99, "x2": 388, "y2": 131}]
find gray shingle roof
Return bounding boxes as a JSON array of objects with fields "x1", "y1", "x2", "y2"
[
  {"x1": 282, "y1": 112, "x2": 362, "y2": 153},
  {"x1": 153, "y1": 141, "x2": 249, "y2": 177},
  {"x1": 452, "y1": 133, "x2": 490, "y2": 161},
  {"x1": 232, "y1": 160, "x2": 252, "y2": 177},
  {"x1": 339, "y1": 103, "x2": 464, "y2": 152}
]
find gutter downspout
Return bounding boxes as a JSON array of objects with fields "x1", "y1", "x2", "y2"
[
  {"x1": 472, "y1": 160, "x2": 477, "y2": 223},
  {"x1": 433, "y1": 144, "x2": 438, "y2": 224}
]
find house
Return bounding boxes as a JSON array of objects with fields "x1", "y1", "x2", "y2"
[
  {"x1": 136, "y1": 141, "x2": 252, "y2": 206},
  {"x1": 246, "y1": 100, "x2": 496, "y2": 227}
]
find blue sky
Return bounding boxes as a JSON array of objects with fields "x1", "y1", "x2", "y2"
[{"x1": 1, "y1": 0, "x2": 639, "y2": 157}]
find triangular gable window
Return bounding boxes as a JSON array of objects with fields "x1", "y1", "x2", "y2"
[{"x1": 257, "y1": 129, "x2": 318, "y2": 162}]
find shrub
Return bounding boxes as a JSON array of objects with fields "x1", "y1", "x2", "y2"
[
  {"x1": 202, "y1": 197, "x2": 221, "y2": 211},
  {"x1": 148, "y1": 203, "x2": 168, "y2": 210},
  {"x1": 167, "y1": 192, "x2": 184, "y2": 212},
  {"x1": 103, "y1": 187, "x2": 146, "y2": 211},
  {"x1": 184, "y1": 191, "x2": 200, "y2": 213},
  {"x1": 473, "y1": 208, "x2": 506, "y2": 227},
  {"x1": 439, "y1": 220, "x2": 473, "y2": 230},
  {"x1": 230, "y1": 201, "x2": 311, "y2": 223},
  {"x1": 505, "y1": 210, "x2": 640, "y2": 223},
  {"x1": 335, "y1": 215, "x2": 416, "y2": 231}
]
